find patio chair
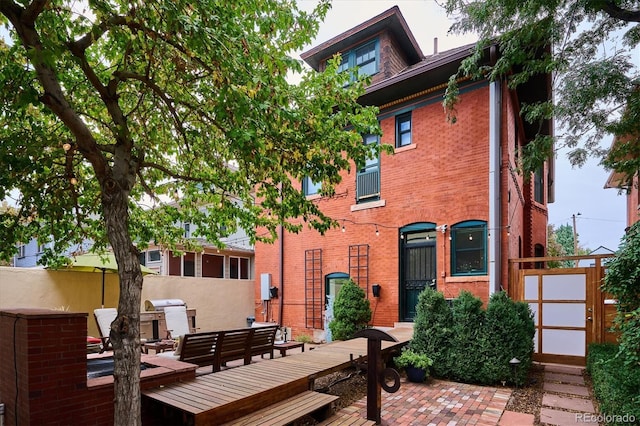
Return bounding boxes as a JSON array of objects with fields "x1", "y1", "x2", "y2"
[
  {"x1": 93, "y1": 308, "x2": 117, "y2": 353},
  {"x1": 164, "y1": 306, "x2": 192, "y2": 339}
]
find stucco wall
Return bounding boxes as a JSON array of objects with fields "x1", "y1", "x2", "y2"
[{"x1": 0, "y1": 267, "x2": 254, "y2": 337}]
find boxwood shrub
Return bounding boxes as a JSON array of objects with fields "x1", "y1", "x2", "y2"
[{"x1": 587, "y1": 343, "x2": 640, "y2": 425}]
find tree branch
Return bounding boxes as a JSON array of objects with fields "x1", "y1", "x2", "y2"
[
  {"x1": 113, "y1": 70, "x2": 188, "y2": 149},
  {"x1": 599, "y1": 1, "x2": 640, "y2": 22}
]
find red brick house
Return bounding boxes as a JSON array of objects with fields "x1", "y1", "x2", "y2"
[
  {"x1": 254, "y1": 6, "x2": 553, "y2": 340},
  {"x1": 605, "y1": 135, "x2": 640, "y2": 228}
]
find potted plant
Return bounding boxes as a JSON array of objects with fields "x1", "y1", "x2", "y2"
[{"x1": 394, "y1": 348, "x2": 433, "y2": 383}]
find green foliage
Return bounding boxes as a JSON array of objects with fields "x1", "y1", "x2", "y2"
[
  {"x1": 295, "y1": 334, "x2": 312, "y2": 344},
  {"x1": 410, "y1": 288, "x2": 454, "y2": 377},
  {"x1": 587, "y1": 343, "x2": 640, "y2": 424},
  {"x1": 442, "y1": 0, "x2": 640, "y2": 178},
  {"x1": 394, "y1": 348, "x2": 433, "y2": 371},
  {"x1": 603, "y1": 221, "x2": 640, "y2": 366},
  {"x1": 411, "y1": 288, "x2": 535, "y2": 385},
  {"x1": 0, "y1": 1, "x2": 381, "y2": 423},
  {"x1": 479, "y1": 292, "x2": 535, "y2": 386},
  {"x1": 328, "y1": 280, "x2": 371, "y2": 341},
  {"x1": 448, "y1": 291, "x2": 485, "y2": 383}
]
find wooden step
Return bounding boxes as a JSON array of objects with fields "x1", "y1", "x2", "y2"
[
  {"x1": 317, "y1": 412, "x2": 377, "y2": 425},
  {"x1": 222, "y1": 390, "x2": 339, "y2": 425}
]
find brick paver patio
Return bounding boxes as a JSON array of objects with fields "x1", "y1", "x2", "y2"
[{"x1": 332, "y1": 378, "x2": 512, "y2": 425}]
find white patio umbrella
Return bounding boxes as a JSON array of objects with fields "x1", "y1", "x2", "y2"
[{"x1": 54, "y1": 253, "x2": 156, "y2": 308}]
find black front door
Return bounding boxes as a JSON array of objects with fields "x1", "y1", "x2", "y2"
[{"x1": 400, "y1": 231, "x2": 437, "y2": 321}]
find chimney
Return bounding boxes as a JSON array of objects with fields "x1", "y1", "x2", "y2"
[{"x1": 434, "y1": 37, "x2": 438, "y2": 55}]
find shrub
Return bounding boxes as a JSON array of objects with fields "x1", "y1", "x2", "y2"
[
  {"x1": 603, "y1": 222, "x2": 640, "y2": 366},
  {"x1": 479, "y1": 291, "x2": 535, "y2": 385},
  {"x1": 328, "y1": 280, "x2": 371, "y2": 341},
  {"x1": 295, "y1": 334, "x2": 312, "y2": 344},
  {"x1": 448, "y1": 291, "x2": 485, "y2": 383},
  {"x1": 410, "y1": 289, "x2": 535, "y2": 386},
  {"x1": 394, "y1": 347, "x2": 433, "y2": 371},
  {"x1": 587, "y1": 343, "x2": 640, "y2": 424},
  {"x1": 410, "y1": 288, "x2": 453, "y2": 377}
]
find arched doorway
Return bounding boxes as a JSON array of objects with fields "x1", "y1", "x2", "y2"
[{"x1": 399, "y1": 223, "x2": 437, "y2": 321}]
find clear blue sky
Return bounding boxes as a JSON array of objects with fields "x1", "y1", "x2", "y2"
[{"x1": 298, "y1": 0, "x2": 628, "y2": 251}]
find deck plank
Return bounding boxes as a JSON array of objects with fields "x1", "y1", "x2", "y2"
[{"x1": 142, "y1": 329, "x2": 410, "y2": 425}]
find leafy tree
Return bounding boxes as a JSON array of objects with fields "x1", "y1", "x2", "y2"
[
  {"x1": 328, "y1": 280, "x2": 372, "y2": 340},
  {"x1": 442, "y1": 0, "x2": 640, "y2": 179},
  {"x1": 547, "y1": 224, "x2": 577, "y2": 267},
  {"x1": 0, "y1": 1, "x2": 380, "y2": 423},
  {"x1": 603, "y1": 221, "x2": 640, "y2": 367}
]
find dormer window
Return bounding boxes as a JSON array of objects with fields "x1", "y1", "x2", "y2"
[{"x1": 337, "y1": 39, "x2": 379, "y2": 79}]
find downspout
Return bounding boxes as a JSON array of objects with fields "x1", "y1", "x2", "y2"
[
  {"x1": 488, "y1": 45, "x2": 502, "y2": 297},
  {"x1": 278, "y1": 223, "x2": 284, "y2": 326}
]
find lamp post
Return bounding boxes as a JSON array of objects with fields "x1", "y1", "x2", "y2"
[{"x1": 509, "y1": 357, "x2": 521, "y2": 387}]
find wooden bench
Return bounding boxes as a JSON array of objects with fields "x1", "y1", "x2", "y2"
[
  {"x1": 215, "y1": 324, "x2": 278, "y2": 371},
  {"x1": 156, "y1": 325, "x2": 278, "y2": 373},
  {"x1": 156, "y1": 331, "x2": 221, "y2": 369},
  {"x1": 221, "y1": 391, "x2": 338, "y2": 425}
]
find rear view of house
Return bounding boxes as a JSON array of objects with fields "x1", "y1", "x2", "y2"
[{"x1": 254, "y1": 6, "x2": 553, "y2": 340}]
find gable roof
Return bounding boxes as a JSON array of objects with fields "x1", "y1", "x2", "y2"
[{"x1": 301, "y1": 6, "x2": 423, "y2": 71}]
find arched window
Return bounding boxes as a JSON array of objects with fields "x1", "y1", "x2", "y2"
[{"x1": 451, "y1": 220, "x2": 487, "y2": 275}]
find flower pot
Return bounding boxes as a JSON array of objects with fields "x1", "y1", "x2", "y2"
[{"x1": 405, "y1": 366, "x2": 427, "y2": 383}]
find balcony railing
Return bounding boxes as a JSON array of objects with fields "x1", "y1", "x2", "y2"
[{"x1": 356, "y1": 169, "x2": 380, "y2": 201}]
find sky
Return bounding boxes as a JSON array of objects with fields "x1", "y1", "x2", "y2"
[{"x1": 297, "y1": 0, "x2": 629, "y2": 252}]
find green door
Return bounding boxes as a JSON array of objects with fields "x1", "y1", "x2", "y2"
[{"x1": 400, "y1": 231, "x2": 437, "y2": 321}]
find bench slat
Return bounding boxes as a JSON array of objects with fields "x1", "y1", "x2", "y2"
[{"x1": 222, "y1": 391, "x2": 338, "y2": 426}]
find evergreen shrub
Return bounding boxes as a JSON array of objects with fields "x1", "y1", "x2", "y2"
[
  {"x1": 410, "y1": 288, "x2": 453, "y2": 377},
  {"x1": 587, "y1": 343, "x2": 640, "y2": 424},
  {"x1": 410, "y1": 288, "x2": 535, "y2": 385},
  {"x1": 479, "y1": 291, "x2": 535, "y2": 385},
  {"x1": 328, "y1": 279, "x2": 371, "y2": 341},
  {"x1": 449, "y1": 291, "x2": 485, "y2": 383}
]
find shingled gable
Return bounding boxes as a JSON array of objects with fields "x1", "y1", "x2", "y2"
[{"x1": 300, "y1": 5, "x2": 423, "y2": 71}]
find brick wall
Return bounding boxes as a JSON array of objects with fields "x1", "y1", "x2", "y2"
[
  {"x1": 0, "y1": 309, "x2": 195, "y2": 425},
  {"x1": 255, "y1": 80, "x2": 549, "y2": 338}
]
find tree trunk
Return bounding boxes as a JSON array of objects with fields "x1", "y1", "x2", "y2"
[{"x1": 103, "y1": 182, "x2": 143, "y2": 425}]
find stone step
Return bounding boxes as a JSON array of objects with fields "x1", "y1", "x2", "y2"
[
  {"x1": 543, "y1": 364, "x2": 584, "y2": 375},
  {"x1": 544, "y1": 372, "x2": 585, "y2": 385},
  {"x1": 543, "y1": 382, "x2": 590, "y2": 397},
  {"x1": 542, "y1": 393, "x2": 595, "y2": 412},
  {"x1": 540, "y1": 408, "x2": 589, "y2": 425},
  {"x1": 498, "y1": 410, "x2": 535, "y2": 425}
]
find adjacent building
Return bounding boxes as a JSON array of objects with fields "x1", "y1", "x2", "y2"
[{"x1": 254, "y1": 6, "x2": 553, "y2": 340}]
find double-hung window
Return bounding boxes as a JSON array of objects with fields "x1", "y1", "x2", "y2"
[
  {"x1": 338, "y1": 40, "x2": 379, "y2": 81},
  {"x1": 356, "y1": 134, "x2": 380, "y2": 202},
  {"x1": 451, "y1": 221, "x2": 487, "y2": 275},
  {"x1": 534, "y1": 166, "x2": 544, "y2": 204},
  {"x1": 396, "y1": 112, "x2": 412, "y2": 147},
  {"x1": 303, "y1": 176, "x2": 321, "y2": 196}
]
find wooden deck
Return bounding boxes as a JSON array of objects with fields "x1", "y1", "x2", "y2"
[{"x1": 142, "y1": 327, "x2": 412, "y2": 425}]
